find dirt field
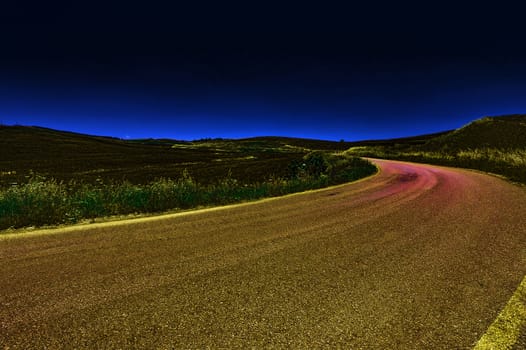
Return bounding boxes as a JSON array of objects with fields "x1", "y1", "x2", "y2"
[{"x1": 1, "y1": 159, "x2": 525, "y2": 348}]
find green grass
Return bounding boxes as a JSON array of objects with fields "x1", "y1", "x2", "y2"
[
  {"x1": 0, "y1": 154, "x2": 376, "y2": 230},
  {"x1": 345, "y1": 115, "x2": 526, "y2": 185}
]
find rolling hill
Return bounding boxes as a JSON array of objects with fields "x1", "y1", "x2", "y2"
[
  {"x1": 0, "y1": 125, "x2": 352, "y2": 187},
  {"x1": 346, "y1": 114, "x2": 526, "y2": 184},
  {"x1": 425, "y1": 114, "x2": 526, "y2": 150},
  {"x1": 3, "y1": 114, "x2": 525, "y2": 186}
]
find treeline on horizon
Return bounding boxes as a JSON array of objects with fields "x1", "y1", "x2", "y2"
[{"x1": 0, "y1": 153, "x2": 376, "y2": 230}]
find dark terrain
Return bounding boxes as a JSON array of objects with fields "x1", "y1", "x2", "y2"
[
  {"x1": 346, "y1": 114, "x2": 526, "y2": 185},
  {"x1": 0, "y1": 126, "x2": 352, "y2": 187},
  {"x1": 3, "y1": 114, "x2": 525, "y2": 187}
]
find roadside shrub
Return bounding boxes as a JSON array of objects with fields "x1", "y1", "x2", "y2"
[
  {"x1": 303, "y1": 151, "x2": 330, "y2": 177},
  {"x1": 0, "y1": 176, "x2": 70, "y2": 228},
  {"x1": 71, "y1": 184, "x2": 106, "y2": 220},
  {"x1": 0, "y1": 155, "x2": 377, "y2": 230}
]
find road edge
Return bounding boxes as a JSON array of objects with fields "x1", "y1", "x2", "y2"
[
  {"x1": 0, "y1": 164, "x2": 381, "y2": 240},
  {"x1": 473, "y1": 275, "x2": 526, "y2": 349}
]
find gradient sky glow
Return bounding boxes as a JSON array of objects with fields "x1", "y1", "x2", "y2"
[{"x1": 1, "y1": 3, "x2": 526, "y2": 141}]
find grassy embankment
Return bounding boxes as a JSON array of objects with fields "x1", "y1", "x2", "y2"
[
  {"x1": 0, "y1": 126, "x2": 375, "y2": 230},
  {"x1": 345, "y1": 115, "x2": 526, "y2": 185}
]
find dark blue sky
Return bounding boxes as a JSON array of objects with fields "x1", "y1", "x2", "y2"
[{"x1": 1, "y1": 2, "x2": 526, "y2": 141}]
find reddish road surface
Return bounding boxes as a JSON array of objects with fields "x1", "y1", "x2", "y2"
[{"x1": 1, "y1": 159, "x2": 526, "y2": 348}]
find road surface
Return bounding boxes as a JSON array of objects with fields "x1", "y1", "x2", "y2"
[{"x1": 1, "y1": 159, "x2": 525, "y2": 349}]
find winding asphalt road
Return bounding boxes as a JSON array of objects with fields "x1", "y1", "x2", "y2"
[{"x1": 1, "y1": 159, "x2": 526, "y2": 349}]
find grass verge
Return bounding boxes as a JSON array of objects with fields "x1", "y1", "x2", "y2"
[
  {"x1": 0, "y1": 154, "x2": 376, "y2": 231},
  {"x1": 346, "y1": 147, "x2": 526, "y2": 185}
]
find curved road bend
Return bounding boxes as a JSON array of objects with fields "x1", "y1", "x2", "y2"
[{"x1": 1, "y1": 159, "x2": 526, "y2": 349}]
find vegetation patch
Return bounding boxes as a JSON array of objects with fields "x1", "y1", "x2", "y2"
[{"x1": 0, "y1": 153, "x2": 376, "y2": 231}]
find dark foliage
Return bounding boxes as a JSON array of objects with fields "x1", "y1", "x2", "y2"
[{"x1": 0, "y1": 155, "x2": 376, "y2": 230}]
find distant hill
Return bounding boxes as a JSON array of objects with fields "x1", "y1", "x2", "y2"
[
  {"x1": 0, "y1": 125, "x2": 215, "y2": 185},
  {"x1": 0, "y1": 125, "x2": 350, "y2": 187},
  {"x1": 0, "y1": 125, "x2": 172, "y2": 160},
  {"x1": 344, "y1": 114, "x2": 526, "y2": 150},
  {"x1": 238, "y1": 136, "x2": 353, "y2": 151},
  {"x1": 346, "y1": 130, "x2": 454, "y2": 147},
  {"x1": 346, "y1": 114, "x2": 526, "y2": 184},
  {"x1": 424, "y1": 114, "x2": 526, "y2": 150},
  {"x1": 4, "y1": 115, "x2": 524, "y2": 186}
]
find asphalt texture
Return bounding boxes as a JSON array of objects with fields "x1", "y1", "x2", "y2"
[
  {"x1": 513, "y1": 327, "x2": 526, "y2": 350},
  {"x1": 1, "y1": 159, "x2": 526, "y2": 349}
]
